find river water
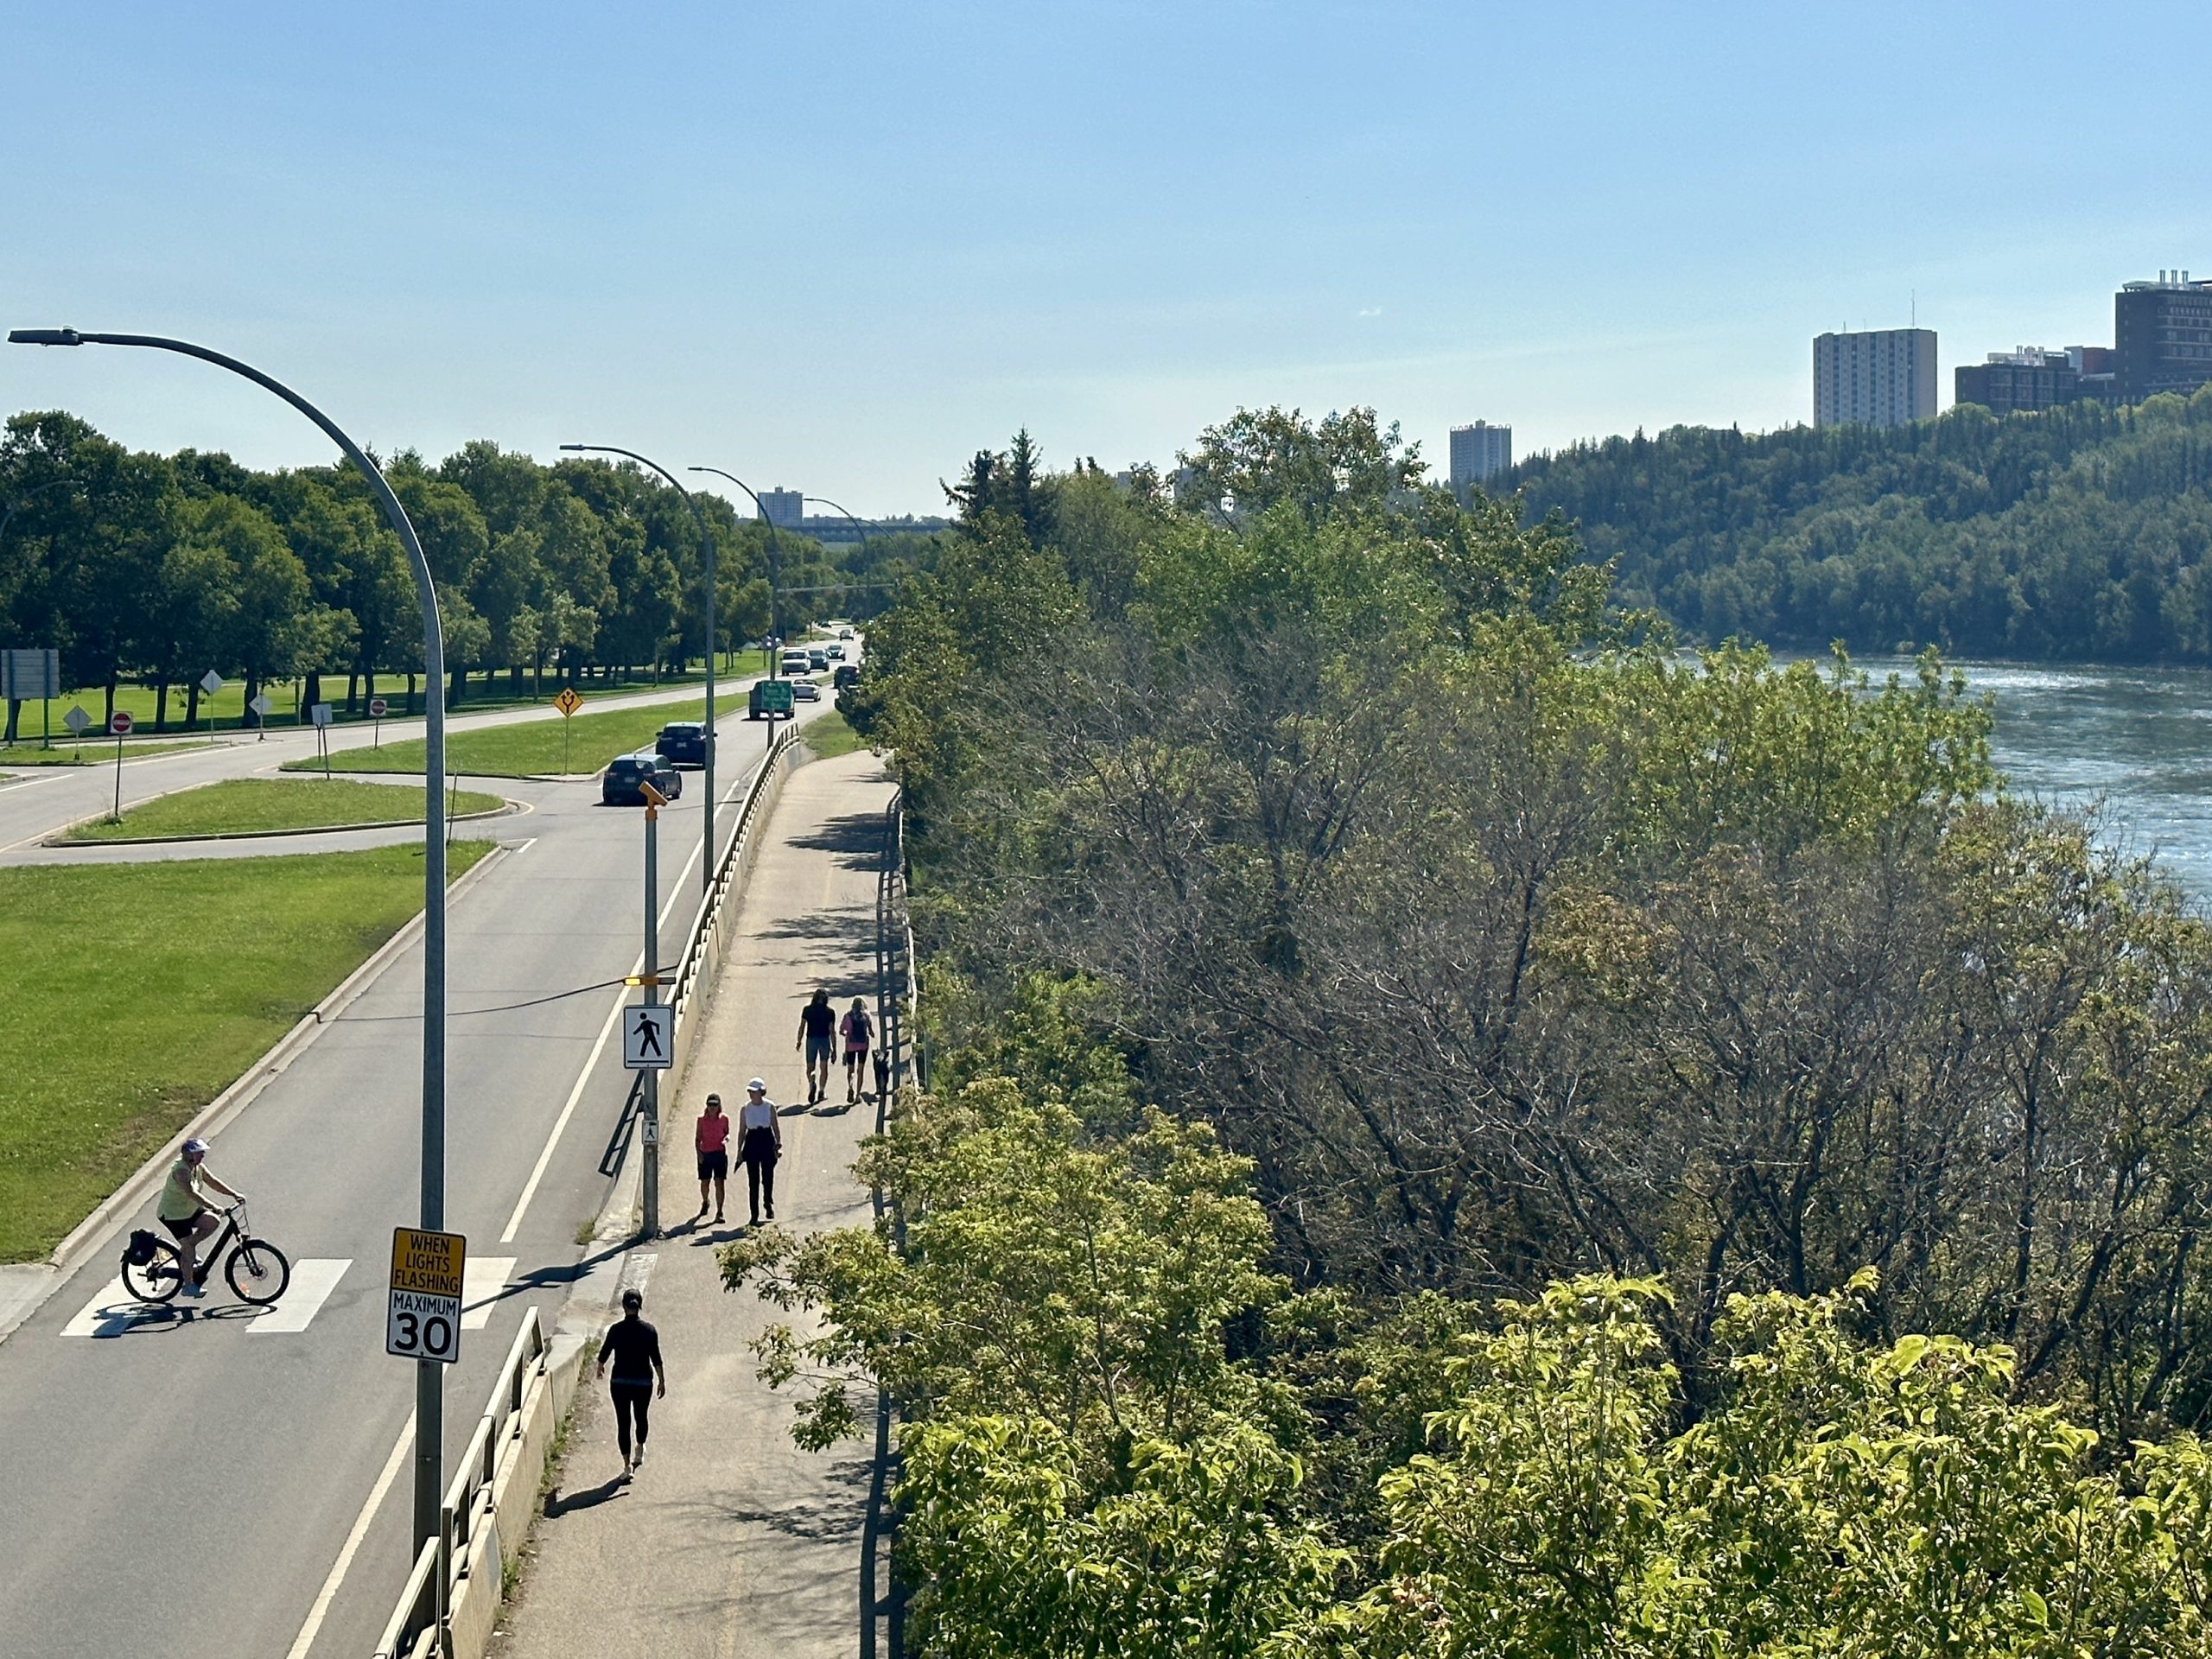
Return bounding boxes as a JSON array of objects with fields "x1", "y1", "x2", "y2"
[{"x1": 1853, "y1": 656, "x2": 2212, "y2": 898}]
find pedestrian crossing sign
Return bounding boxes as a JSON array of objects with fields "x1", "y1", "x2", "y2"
[{"x1": 623, "y1": 1003, "x2": 673, "y2": 1070}]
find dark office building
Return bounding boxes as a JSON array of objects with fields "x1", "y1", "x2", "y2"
[
  {"x1": 1955, "y1": 350, "x2": 2081, "y2": 415},
  {"x1": 2116, "y1": 271, "x2": 2212, "y2": 402}
]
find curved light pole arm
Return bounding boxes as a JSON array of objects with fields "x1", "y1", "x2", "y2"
[
  {"x1": 10, "y1": 324, "x2": 449, "y2": 1554},
  {"x1": 563, "y1": 443, "x2": 718, "y2": 894},
  {"x1": 689, "y1": 465, "x2": 784, "y2": 648}
]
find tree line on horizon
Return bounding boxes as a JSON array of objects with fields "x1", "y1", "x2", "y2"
[
  {"x1": 1503, "y1": 384, "x2": 2212, "y2": 663},
  {"x1": 0, "y1": 410, "x2": 929, "y2": 737},
  {"x1": 763, "y1": 407, "x2": 2212, "y2": 1653}
]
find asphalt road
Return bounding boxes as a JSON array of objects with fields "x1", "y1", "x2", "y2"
[
  {"x1": 0, "y1": 660, "x2": 799, "y2": 861},
  {"x1": 0, "y1": 668, "x2": 849, "y2": 1659}
]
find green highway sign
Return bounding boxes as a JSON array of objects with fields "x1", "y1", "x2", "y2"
[{"x1": 757, "y1": 679, "x2": 794, "y2": 714}]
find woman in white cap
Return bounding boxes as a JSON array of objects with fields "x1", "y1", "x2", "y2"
[
  {"x1": 157, "y1": 1137, "x2": 242, "y2": 1299},
  {"x1": 737, "y1": 1078, "x2": 782, "y2": 1224}
]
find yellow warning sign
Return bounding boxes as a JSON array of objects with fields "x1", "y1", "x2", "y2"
[
  {"x1": 553, "y1": 686, "x2": 584, "y2": 718},
  {"x1": 389, "y1": 1228, "x2": 466, "y2": 1299}
]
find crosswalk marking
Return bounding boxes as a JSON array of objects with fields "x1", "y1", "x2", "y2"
[
  {"x1": 246, "y1": 1258, "x2": 352, "y2": 1333},
  {"x1": 61, "y1": 1259, "x2": 353, "y2": 1337},
  {"x1": 461, "y1": 1256, "x2": 516, "y2": 1330}
]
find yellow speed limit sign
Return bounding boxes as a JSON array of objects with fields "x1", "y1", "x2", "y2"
[
  {"x1": 553, "y1": 686, "x2": 584, "y2": 718},
  {"x1": 388, "y1": 1227, "x2": 467, "y2": 1364}
]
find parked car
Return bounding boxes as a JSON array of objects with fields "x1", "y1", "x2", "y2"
[
  {"x1": 653, "y1": 721, "x2": 707, "y2": 765},
  {"x1": 832, "y1": 664, "x2": 860, "y2": 690},
  {"x1": 807, "y1": 647, "x2": 830, "y2": 671},
  {"x1": 779, "y1": 650, "x2": 812, "y2": 677},
  {"x1": 602, "y1": 750, "x2": 683, "y2": 806},
  {"x1": 793, "y1": 679, "x2": 820, "y2": 702},
  {"x1": 824, "y1": 643, "x2": 845, "y2": 662}
]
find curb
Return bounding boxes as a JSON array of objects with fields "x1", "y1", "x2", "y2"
[
  {"x1": 43, "y1": 798, "x2": 524, "y2": 849},
  {"x1": 0, "y1": 841, "x2": 517, "y2": 1341}
]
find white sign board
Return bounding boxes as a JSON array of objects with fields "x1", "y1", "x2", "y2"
[
  {"x1": 622, "y1": 1003, "x2": 673, "y2": 1070},
  {"x1": 247, "y1": 693, "x2": 273, "y2": 717},
  {"x1": 62, "y1": 703, "x2": 90, "y2": 734},
  {"x1": 199, "y1": 669, "x2": 223, "y2": 696},
  {"x1": 309, "y1": 702, "x2": 334, "y2": 728},
  {"x1": 386, "y1": 1227, "x2": 466, "y2": 1365}
]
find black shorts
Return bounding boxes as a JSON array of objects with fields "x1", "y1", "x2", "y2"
[
  {"x1": 162, "y1": 1211, "x2": 207, "y2": 1241},
  {"x1": 697, "y1": 1148, "x2": 728, "y2": 1182},
  {"x1": 805, "y1": 1033, "x2": 834, "y2": 1065}
]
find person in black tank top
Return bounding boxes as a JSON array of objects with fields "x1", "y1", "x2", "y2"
[{"x1": 596, "y1": 1287, "x2": 664, "y2": 1473}]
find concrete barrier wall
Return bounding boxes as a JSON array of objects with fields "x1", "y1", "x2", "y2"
[{"x1": 435, "y1": 1333, "x2": 588, "y2": 1659}]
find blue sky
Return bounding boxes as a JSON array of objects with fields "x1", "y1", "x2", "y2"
[{"x1": 2, "y1": 1, "x2": 2203, "y2": 515}]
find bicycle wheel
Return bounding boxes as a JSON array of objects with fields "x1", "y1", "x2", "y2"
[
  {"x1": 121, "y1": 1239, "x2": 181, "y2": 1304},
  {"x1": 226, "y1": 1238, "x2": 291, "y2": 1305}
]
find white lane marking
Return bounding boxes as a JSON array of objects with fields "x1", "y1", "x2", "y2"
[
  {"x1": 461, "y1": 1256, "x2": 515, "y2": 1329},
  {"x1": 495, "y1": 825, "x2": 714, "y2": 1244},
  {"x1": 61, "y1": 1261, "x2": 351, "y2": 1335},
  {"x1": 245, "y1": 1258, "x2": 353, "y2": 1333},
  {"x1": 284, "y1": 1419, "x2": 413, "y2": 1659}
]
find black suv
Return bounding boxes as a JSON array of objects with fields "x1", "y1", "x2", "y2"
[
  {"x1": 654, "y1": 721, "x2": 708, "y2": 766},
  {"x1": 832, "y1": 664, "x2": 860, "y2": 691},
  {"x1": 602, "y1": 750, "x2": 683, "y2": 806}
]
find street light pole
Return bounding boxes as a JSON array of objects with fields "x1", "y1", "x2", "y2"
[
  {"x1": 687, "y1": 466, "x2": 780, "y2": 672},
  {"x1": 563, "y1": 444, "x2": 718, "y2": 896},
  {"x1": 9, "y1": 326, "x2": 453, "y2": 1554}
]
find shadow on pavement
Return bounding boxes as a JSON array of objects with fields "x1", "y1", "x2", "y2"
[
  {"x1": 544, "y1": 1472, "x2": 631, "y2": 1517},
  {"x1": 783, "y1": 809, "x2": 887, "y2": 869}
]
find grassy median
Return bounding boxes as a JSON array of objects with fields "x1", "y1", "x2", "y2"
[
  {"x1": 0, "y1": 842, "x2": 493, "y2": 1262},
  {"x1": 287, "y1": 689, "x2": 757, "y2": 779},
  {"x1": 66, "y1": 778, "x2": 506, "y2": 842}
]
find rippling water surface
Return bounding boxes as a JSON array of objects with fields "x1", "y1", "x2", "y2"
[{"x1": 1853, "y1": 656, "x2": 2212, "y2": 896}]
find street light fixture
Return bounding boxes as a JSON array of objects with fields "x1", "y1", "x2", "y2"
[
  {"x1": 9, "y1": 325, "x2": 453, "y2": 1554},
  {"x1": 687, "y1": 467, "x2": 780, "y2": 669},
  {"x1": 560, "y1": 444, "x2": 719, "y2": 897}
]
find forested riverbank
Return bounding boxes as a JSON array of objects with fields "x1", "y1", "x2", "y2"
[
  {"x1": 1506, "y1": 386, "x2": 2212, "y2": 663},
  {"x1": 728, "y1": 409, "x2": 2212, "y2": 1655}
]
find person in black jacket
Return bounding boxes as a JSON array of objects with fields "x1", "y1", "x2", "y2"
[{"x1": 595, "y1": 1287, "x2": 665, "y2": 1474}]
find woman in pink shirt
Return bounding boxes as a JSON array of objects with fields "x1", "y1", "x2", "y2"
[{"x1": 695, "y1": 1093, "x2": 731, "y2": 1224}]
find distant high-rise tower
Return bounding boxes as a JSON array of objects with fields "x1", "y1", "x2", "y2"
[
  {"x1": 1449, "y1": 423, "x2": 1512, "y2": 499},
  {"x1": 757, "y1": 487, "x2": 804, "y2": 529},
  {"x1": 1813, "y1": 328, "x2": 1938, "y2": 428}
]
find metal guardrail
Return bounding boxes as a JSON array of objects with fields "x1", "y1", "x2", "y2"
[
  {"x1": 863, "y1": 789, "x2": 917, "y2": 1659},
  {"x1": 374, "y1": 1309, "x2": 551, "y2": 1659}
]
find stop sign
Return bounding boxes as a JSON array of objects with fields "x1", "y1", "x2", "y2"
[
  {"x1": 109, "y1": 710, "x2": 134, "y2": 736},
  {"x1": 369, "y1": 696, "x2": 389, "y2": 717}
]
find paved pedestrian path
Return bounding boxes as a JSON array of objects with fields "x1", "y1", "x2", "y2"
[{"x1": 492, "y1": 747, "x2": 893, "y2": 1659}]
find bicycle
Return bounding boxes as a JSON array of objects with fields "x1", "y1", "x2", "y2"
[{"x1": 120, "y1": 1202, "x2": 291, "y2": 1306}]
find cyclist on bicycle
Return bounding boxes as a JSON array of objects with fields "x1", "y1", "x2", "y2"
[{"x1": 158, "y1": 1137, "x2": 242, "y2": 1299}]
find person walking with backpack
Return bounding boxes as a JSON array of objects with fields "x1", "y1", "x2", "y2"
[
  {"x1": 840, "y1": 999, "x2": 874, "y2": 1105},
  {"x1": 695, "y1": 1093, "x2": 731, "y2": 1224},
  {"x1": 738, "y1": 1078, "x2": 782, "y2": 1224}
]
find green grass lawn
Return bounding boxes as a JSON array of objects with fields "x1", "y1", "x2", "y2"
[
  {"x1": 804, "y1": 708, "x2": 871, "y2": 760},
  {"x1": 0, "y1": 841, "x2": 493, "y2": 1262},
  {"x1": 289, "y1": 690, "x2": 751, "y2": 779},
  {"x1": 3, "y1": 662, "x2": 740, "y2": 736},
  {"x1": 0, "y1": 740, "x2": 220, "y2": 767},
  {"x1": 65, "y1": 778, "x2": 507, "y2": 842}
]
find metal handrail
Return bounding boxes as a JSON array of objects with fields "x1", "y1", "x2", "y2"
[{"x1": 373, "y1": 1308, "x2": 550, "y2": 1658}]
